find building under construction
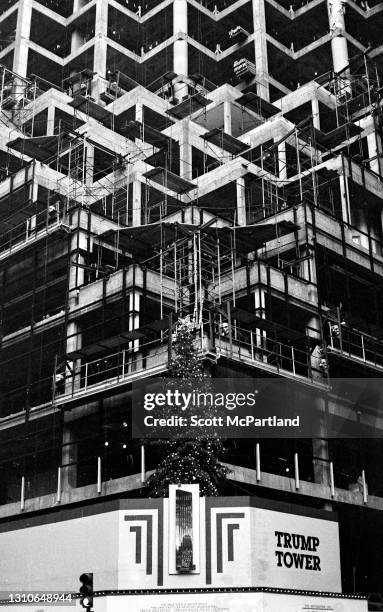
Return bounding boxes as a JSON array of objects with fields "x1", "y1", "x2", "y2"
[{"x1": 1, "y1": 0, "x2": 383, "y2": 607}]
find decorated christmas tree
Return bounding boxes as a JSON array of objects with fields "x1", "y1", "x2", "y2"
[{"x1": 145, "y1": 318, "x2": 228, "y2": 497}]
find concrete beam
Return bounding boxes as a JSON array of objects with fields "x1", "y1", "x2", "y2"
[{"x1": 31, "y1": 0, "x2": 66, "y2": 25}]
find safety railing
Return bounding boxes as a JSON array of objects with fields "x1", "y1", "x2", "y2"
[
  {"x1": 0, "y1": 318, "x2": 323, "y2": 419},
  {"x1": 58, "y1": 319, "x2": 324, "y2": 401},
  {"x1": 328, "y1": 324, "x2": 383, "y2": 370},
  {"x1": 56, "y1": 339, "x2": 170, "y2": 400},
  {"x1": 215, "y1": 319, "x2": 320, "y2": 381},
  {"x1": 3, "y1": 441, "x2": 380, "y2": 516},
  {"x1": 0, "y1": 205, "x2": 63, "y2": 254}
]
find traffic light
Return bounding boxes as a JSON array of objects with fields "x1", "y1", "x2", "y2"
[{"x1": 79, "y1": 573, "x2": 93, "y2": 610}]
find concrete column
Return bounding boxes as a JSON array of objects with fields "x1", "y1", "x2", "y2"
[
  {"x1": 29, "y1": 179, "x2": 38, "y2": 234},
  {"x1": 132, "y1": 180, "x2": 142, "y2": 226},
  {"x1": 331, "y1": 36, "x2": 349, "y2": 75},
  {"x1": 179, "y1": 119, "x2": 192, "y2": 180},
  {"x1": 68, "y1": 232, "x2": 86, "y2": 301},
  {"x1": 309, "y1": 339, "x2": 331, "y2": 492},
  {"x1": 66, "y1": 228, "x2": 85, "y2": 392},
  {"x1": 254, "y1": 289, "x2": 266, "y2": 355},
  {"x1": 301, "y1": 243, "x2": 316, "y2": 283},
  {"x1": 367, "y1": 130, "x2": 382, "y2": 176},
  {"x1": 339, "y1": 172, "x2": 350, "y2": 224},
  {"x1": 129, "y1": 292, "x2": 140, "y2": 332},
  {"x1": 236, "y1": 177, "x2": 247, "y2": 226},
  {"x1": 306, "y1": 315, "x2": 321, "y2": 379},
  {"x1": 65, "y1": 320, "x2": 82, "y2": 392},
  {"x1": 134, "y1": 103, "x2": 145, "y2": 153},
  {"x1": 71, "y1": 29, "x2": 83, "y2": 55},
  {"x1": 13, "y1": 0, "x2": 32, "y2": 78},
  {"x1": 30, "y1": 177, "x2": 38, "y2": 203},
  {"x1": 252, "y1": 0, "x2": 269, "y2": 101},
  {"x1": 128, "y1": 291, "x2": 140, "y2": 369},
  {"x1": 223, "y1": 101, "x2": 232, "y2": 135},
  {"x1": 313, "y1": 434, "x2": 331, "y2": 489},
  {"x1": 61, "y1": 424, "x2": 78, "y2": 489},
  {"x1": 73, "y1": 0, "x2": 89, "y2": 10},
  {"x1": 311, "y1": 98, "x2": 321, "y2": 130},
  {"x1": 371, "y1": 126, "x2": 383, "y2": 235},
  {"x1": 369, "y1": 210, "x2": 380, "y2": 254},
  {"x1": 306, "y1": 315, "x2": 331, "y2": 504},
  {"x1": 173, "y1": 0, "x2": 188, "y2": 101},
  {"x1": 135, "y1": 102, "x2": 143, "y2": 123},
  {"x1": 327, "y1": 0, "x2": 349, "y2": 74},
  {"x1": 92, "y1": 0, "x2": 108, "y2": 98},
  {"x1": 277, "y1": 141, "x2": 287, "y2": 180},
  {"x1": 46, "y1": 105, "x2": 55, "y2": 136},
  {"x1": 85, "y1": 142, "x2": 94, "y2": 185},
  {"x1": 357, "y1": 205, "x2": 369, "y2": 250}
]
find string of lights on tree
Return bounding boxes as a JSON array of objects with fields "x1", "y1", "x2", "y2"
[{"x1": 146, "y1": 318, "x2": 228, "y2": 497}]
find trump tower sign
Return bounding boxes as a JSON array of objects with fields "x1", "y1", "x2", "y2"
[{"x1": 0, "y1": 493, "x2": 342, "y2": 593}]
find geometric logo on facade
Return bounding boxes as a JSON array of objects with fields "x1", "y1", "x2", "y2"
[
  {"x1": 125, "y1": 515, "x2": 153, "y2": 575},
  {"x1": 216, "y1": 512, "x2": 245, "y2": 573}
]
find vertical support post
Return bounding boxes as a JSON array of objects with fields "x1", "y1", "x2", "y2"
[
  {"x1": 254, "y1": 288, "x2": 266, "y2": 350},
  {"x1": 173, "y1": 0, "x2": 188, "y2": 100},
  {"x1": 311, "y1": 98, "x2": 321, "y2": 131},
  {"x1": 256, "y1": 443, "x2": 261, "y2": 482},
  {"x1": 56, "y1": 467, "x2": 62, "y2": 503},
  {"x1": 277, "y1": 141, "x2": 287, "y2": 181},
  {"x1": 295, "y1": 128, "x2": 303, "y2": 202},
  {"x1": 132, "y1": 179, "x2": 142, "y2": 227},
  {"x1": 236, "y1": 177, "x2": 247, "y2": 226},
  {"x1": 362, "y1": 469, "x2": 368, "y2": 504},
  {"x1": 20, "y1": 476, "x2": 25, "y2": 511},
  {"x1": 84, "y1": 362, "x2": 88, "y2": 391},
  {"x1": 180, "y1": 119, "x2": 193, "y2": 180},
  {"x1": 327, "y1": 0, "x2": 350, "y2": 98},
  {"x1": 330, "y1": 461, "x2": 335, "y2": 497},
  {"x1": 294, "y1": 452, "x2": 300, "y2": 490},
  {"x1": 84, "y1": 142, "x2": 94, "y2": 186},
  {"x1": 129, "y1": 289, "x2": 140, "y2": 361},
  {"x1": 92, "y1": 0, "x2": 108, "y2": 99},
  {"x1": 61, "y1": 425, "x2": 78, "y2": 490},
  {"x1": 122, "y1": 348, "x2": 126, "y2": 377},
  {"x1": 141, "y1": 445, "x2": 146, "y2": 483},
  {"x1": 340, "y1": 158, "x2": 351, "y2": 224},
  {"x1": 227, "y1": 301, "x2": 233, "y2": 356},
  {"x1": 66, "y1": 219, "x2": 85, "y2": 393},
  {"x1": 13, "y1": 0, "x2": 32, "y2": 78},
  {"x1": 223, "y1": 101, "x2": 232, "y2": 135},
  {"x1": 46, "y1": 105, "x2": 55, "y2": 136},
  {"x1": 361, "y1": 334, "x2": 365, "y2": 361},
  {"x1": 367, "y1": 129, "x2": 382, "y2": 175},
  {"x1": 291, "y1": 346, "x2": 296, "y2": 375},
  {"x1": 168, "y1": 311, "x2": 173, "y2": 363},
  {"x1": 306, "y1": 315, "x2": 321, "y2": 379},
  {"x1": 252, "y1": 0, "x2": 269, "y2": 101},
  {"x1": 97, "y1": 456, "x2": 102, "y2": 494},
  {"x1": 337, "y1": 306, "x2": 343, "y2": 353},
  {"x1": 71, "y1": 28, "x2": 83, "y2": 55}
]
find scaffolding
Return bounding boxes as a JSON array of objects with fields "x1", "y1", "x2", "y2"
[
  {"x1": 0, "y1": 41, "x2": 383, "y2": 543},
  {"x1": 1, "y1": 56, "x2": 383, "y2": 417}
]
